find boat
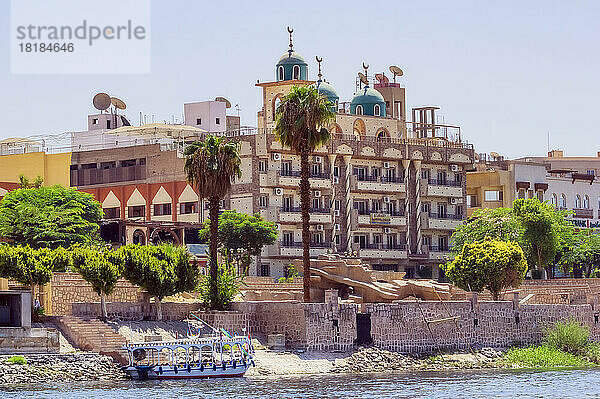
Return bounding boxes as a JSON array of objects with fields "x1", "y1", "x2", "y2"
[{"x1": 122, "y1": 318, "x2": 255, "y2": 380}]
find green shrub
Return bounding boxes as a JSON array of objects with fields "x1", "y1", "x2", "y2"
[
  {"x1": 544, "y1": 319, "x2": 590, "y2": 355},
  {"x1": 503, "y1": 346, "x2": 590, "y2": 368},
  {"x1": 198, "y1": 263, "x2": 244, "y2": 310},
  {"x1": 6, "y1": 356, "x2": 27, "y2": 365}
]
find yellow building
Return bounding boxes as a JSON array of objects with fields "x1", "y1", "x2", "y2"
[{"x1": 0, "y1": 138, "x2": 71, "y2": 187}]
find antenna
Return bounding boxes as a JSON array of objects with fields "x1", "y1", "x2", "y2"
[
  {"x1": 215, "y1": 97, "x2": 232, "y2": 108},
  {"x1": 287, "y1": 26, "x2": 294, "y2": 54},
  {"x1": 235, "y1": 104, "x2": 241, "y2": 117},
  {"x1": 315, "y1": 56, "x2": 323, "y2": 81},
  {"x1": 389, "y1": 65, "x2": 403, "y2": 83},
  {"x1": 93, "y1": 93, "x2": 111, "y2": 113}
]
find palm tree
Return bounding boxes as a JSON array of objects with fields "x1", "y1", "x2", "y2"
[
  {"x1": 184, "y1": 135, "x2": 241, "y2": 309},
  {"x1": 274, "y1": 86, "x2": 336, "y2": 302}
]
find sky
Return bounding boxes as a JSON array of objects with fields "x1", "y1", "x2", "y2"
[{"x1": 0, "y1": 0, "x2": 599, "y2": 159}]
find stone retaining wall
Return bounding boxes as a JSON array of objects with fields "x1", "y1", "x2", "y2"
[{"x1": 71, "y1": 301, "x2": 202, "y2": 321}]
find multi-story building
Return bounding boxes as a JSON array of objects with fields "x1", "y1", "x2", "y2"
[{"x1": 467, "y1": 150, "x2": 600, "y2": 229}]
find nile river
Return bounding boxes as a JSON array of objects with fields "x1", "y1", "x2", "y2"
[{"x1": 2, "y1": 369, "x2": 599, "y2": 398}]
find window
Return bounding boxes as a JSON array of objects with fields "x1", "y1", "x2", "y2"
[
  {"x1": 333, "y1": 166, "x2": 339, "y2": 177},
  {"x1": 528, "y1": 189, "x2": 534, "y2": 199},
  {"x1": 551, "y1": 193, "x2": 557, "y2": 206},
  {"x1": 260, "y1": 264, "x2": 270, "y2": 277},
  {"x1": 587, "y1": 169, "x2": 595, "y2": 176},
  {"x1": 560, "y1": 194, "x2": 567, "y2": 208},
  {"x1": 121, "y1": 159, "x2": 137, "y2": 167},
  {"x1": 584, "y1": 195, "x2": 590, "y2": 209},
  {"x1": 437, "y1": 170, "x2": 447, "y2": 184},
  {"x1": 281, "y1": 161, "x2": 292, "y2": 176},
  {"x1": 283, "y1": 231, "x2": 293, "y2": 246},
  {"x1": 355, "y1": 105, "x2": 363, "y2": 115},
  {"x1": 484, "y1": 190, "x2": 502, "y2": 201},
  {"x1": 438, "y1": 236, "x2": 448, "y2": 251},
  {"x1": 293, "y1": 65, "x2": 300, "y2": 80},
  {"x1": 456, "y1": 205, "x2": 463, "y2": 218},
  {"x1": 575, "y1": 195, "x2": 582, "y2": 209},
  {"x1": 278, "y1": 66, "x2": 284, "y2": 81},
  {"x1": 103, "y1": 207, "x2": 120, "y2": 219},
  {"x1": 421, "y1": 203, "x2": 431, "y2": 213},
  {"x1": 129, "y1": 205, "x2": 145, "y2": 218},
  {"x1": 466, "y1": 194, "x2": 477, "y2": 207},
  {"x1": 421, "y1": 169, "x2": 430, "y2": 180},
  {"x1": 437, "y1": 203, "x2": 447, "y2": 218},
  {"x1": 371, "y1": 168, "x2": 381, "y2": 179},
  {"x1": 536, "y1": 190, "x2": 544, "y2": 202},
  {"x1": 259, "y1": 195, "x2": 268, "y2": 208},
  {"x1": 312, "y1": 197, "x2": 321, "y2": 210},
  {"x1": 334, "y1": 200, "x2": 341, "y2": 211},
  {"x1": 196, "y1": 118, "x2": 202, "y2": 125},
  {"x1": 354, "y1": 167, "x2": 366, "y2": 180},
  {"x1": 92, "y1": 118, "x2": 98, "y2": 125},
  {"x1": 139, "y1": 158, "x2": 146, "y2": 166},
  {"x1": 374, "y1": 104, "x2": 381, "y2": 116},
  {"x1": 154, "y1": 203, "x2": 172, "y2": 216},
  {"x1": 100, "y1": 161, "x2": 115, "y2": 169},
  {"x1": 312, "y1": 233, "x2": 323, "y2": 244},
  {"x1": 311, "y1": 163, "x2": 322, "y2": 176},
  {"x1": 258, "y1": 160, "x2": 266, "y2": 172},
  {"x1": 106, "y1": 120, "x2": 111, "y2": 129},
  {"x1": 82, "y1": 163, "x2": 97, "y2": 170},
  {"x1": 215, "y1": 118, "x2": 220, "y2": 125},
  {"x1": 518, "y1": 189, "x2": 526, "y2": 199},
  {"x1": 335, "y1": 235, "x2": 340, "y2": 245},
  {"x1": 180, "y1": 202, "x2": 197, "y2": 214},
  {"x1": 372, "y1": 200, "x2": 382, "y2": 212}
]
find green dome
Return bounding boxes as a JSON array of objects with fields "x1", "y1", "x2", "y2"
[
  {"x1": 276, "y1": 51, "x2": 309, "y2": 81},
  {"x1": 313, "y1": 80, "x2": 339, "y2": 110},
  {"x1": 350, "y1": 86, "x2": 386, "y2": 117}
]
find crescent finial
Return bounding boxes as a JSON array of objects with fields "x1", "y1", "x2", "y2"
[{"x1": 287, "y1": 26, "x2": 294, "y2": 34}]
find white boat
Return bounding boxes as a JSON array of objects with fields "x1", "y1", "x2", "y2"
[{"x1": 122, "y1": 321, "x2": 255, "y2": 380}]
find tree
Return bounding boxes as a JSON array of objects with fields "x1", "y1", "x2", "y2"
[
  {"x1": 198, "y1": 262, "x2": 243, "y2": 310},
  {"x1": 559, "y1": 230, "x2": 600, "y2": 278},
  {"x1": 443, "y1": 239, "x2": 528, "y2": 300},
  {"x1": 274, "y1": 85, "x2": 335, "y2": 302},
  {"x1": 199, "y1": 210, "x2": 277, "y2": 274},
  {"x1": 71, "y1": 247, "x2": 122, "y2": 319},
  {"x1": 18, "y1": 175, "x2": 44, "y2": 189},
  {"x1": 119, "y1": 244, "x2": 198, "y2": 320},
  {"x1": 184, "y1": 135, "x2": 241, "y2": 310},
  {"x1": 450, "y1": 207, "x2": 527, "y2": 256},
  {"x1": 513, "y1": 199, "x2": 569, "y2": 277},
  {"x1": 0, "y1": 246, "x2": 54, "y2": 306},
  {"x1": 0, "y1": 185, "x2": 103, "y2": 249}
]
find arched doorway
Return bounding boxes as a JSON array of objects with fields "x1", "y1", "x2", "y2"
[
  {"x1": 133, "y1": 229, "x2": 146, "y2": 245},
  {"x1": 150, "y1": 228, "x2": 181, "y2": 245},
  {"x1": 353, "y1": 119, "x2": 366, "y2": 140},
  {"x1": 376, "y1": 128, "x2": 390, "y2": 141}
]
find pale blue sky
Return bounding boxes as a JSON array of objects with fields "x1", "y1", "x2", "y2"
[{"x1": 1, "y1": 0, "x2": 599, "y2": 158}]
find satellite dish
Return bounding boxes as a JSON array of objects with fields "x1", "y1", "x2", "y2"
[
  {"x1": 215, "y1": 96, "x2": 232, "y2": 109},
  {"x1": 111, "y1": 97, "x2": 126, "y2": 110},
  {"x1": 389, "y1": 65, "x2": 404, "y2": 77},
  {"x1": 490, "y1": 151, "x2": 500, "y2": 158},
  {"x1": 93, "y1": 93, "x2": 111, "y2": 111},
  {"x1": 375, "y1": 73, "x2": 389, "y2": 85},
  {"x1": 358, "y1": 72, "x2": 368, "y2": 85}
]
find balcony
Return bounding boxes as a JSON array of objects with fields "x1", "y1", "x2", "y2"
[
  {"x1": 427, "y1": 245, "x2": 452, "y2": 260},
  {"x1": 353, "y1": 175, "x2": 406, "y2": 193},
  {"x1": 356, "y1": 210, "x2": 406, "y2": 227},
  {"x1": 359, "y1": 243, "x2": 407, "y2": 259},
  {"x1": 278, "y1": 170, "x2": 331, "y2": 189},
  {"x1": 423, "y1": 212, "x2": 463, "y2": 230},
  {"x1": 279, "y1": 241, "x2": 331, "y2": 257},
  {"x1": 428, "y1": 212, "x2": 462, "y2": 220},
  {"x1": 279, "y1": 207, "x2": 332, "y2": 224},
  {"x1": 423, "y1": 179, "x2": 463, "y2": 198}
]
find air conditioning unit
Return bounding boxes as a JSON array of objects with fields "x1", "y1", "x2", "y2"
[
  {"x1": 314, "y1": 156, "x2": 323, "y2": 163},
  {"x1": 449, "y1": 198, "x2": 458, "y2": 205},
  {"x1": 274, "y1": 187, "x2": 284, "y2": 196},
  {"x1": 383, "y1": 161, "x2": 391, "y2": 169},
  {"x1": 451, "y1": 164, "x2": 459, "y2": 172},
  {"x1": 383, "y1": 196, "x2": 391, "y2": 203},
  {"x1": 334, "y1": 209, "x2": 340, "y2": 217},
  {"x1": 272, "y1": 153, "x2": 281, "y2": 161},
  {"x1": 333, "y1": 177, "x2": 340, "y2": 184},
  {"x1": 383, "y1": 227, "x2": 392, "y2": 234},
  {"x1": 334, "y1": 223, "x2": 341, "y2": 231},
  {"x1": 316, "y1": 224, "x2": 324, "y2": 231},
  {"x1": 314, "y1": 190, "x2": 322, "y2": 198}
]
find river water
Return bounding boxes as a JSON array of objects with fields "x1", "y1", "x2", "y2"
[{"x1": 2, "y1": 369, "x2": 599, "y2": 398}]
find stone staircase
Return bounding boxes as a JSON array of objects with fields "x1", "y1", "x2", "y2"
[{"x1": 52, "y1": 316, "x2": 128, "y2": 365}]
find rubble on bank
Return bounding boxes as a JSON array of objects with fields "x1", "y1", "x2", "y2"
[{"x1": 0, "y1": 353, "x2": 126, "y2": 385}]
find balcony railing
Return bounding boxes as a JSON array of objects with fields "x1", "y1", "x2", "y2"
[
  {"x1": 356, "y1": 175, "x2": 404, "y2": 184},
  {"x1": 280, "y1": 170, "x2": 331, "y2": 179},
  {"x1": 428, "y1": 245, "x2": 452, "y2": 252},
  {"x1": 362, "y1": 243, "x2": 407, "y2": 250},
  {"x1": 428, "y1": 179, "x2": 462, "y2": 187},
  {"x1": 428, "y1": 212, "x2": 462, "y2": 220},
  {"x1": 281, "y1": 241, "x2": 332, "y2": 248},
  {"x1": 280, "y1": 207, "x2": 331, "y2": 214},
  {"x1": 357, "y1": 209, "x2": 405, "y2": 217}
]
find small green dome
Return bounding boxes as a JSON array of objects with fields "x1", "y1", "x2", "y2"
[
  {"x1": 276, "y1": 51, "x2": 309, "y2": 81},
  {"x1": 313, "y1": 80, "x2": 339, "y2": 110},
  {"x1": 350, "y1": 86, "x2": 386, "y2": 117}
]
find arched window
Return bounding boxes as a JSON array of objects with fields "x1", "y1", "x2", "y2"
[
  {"x1": 356, "y1": 105, "x2": 363, "y2": 115},
  {"x1": 551, "y1": 193, "x2": 557, "y2": 206},
  {"x1": 272, "y1": 95, "x2": 282, "y2": 119},
  {"x1": 374, "y1": 104, "x2": 381, "y2": 116},
  {"x1": 293, "y1": 65, "x2": 300, "y2": 80},
  {"x1": 575, "y1": 195, "x2": 581, "y2": 209},
  {"x1": 560, "y1": 194, "x2": 567, "y2": 208},
  {"x1": 278, "y1": 66, "x2": 284, "y2": 81},
  {"x1": 584, "y1": 195, "x2": 590, "y2": 209}
]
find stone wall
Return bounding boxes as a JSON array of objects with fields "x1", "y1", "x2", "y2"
[
  {"x1": 0, "y1": 327, "x2": 60, "y2": 354},
  {"x1": 51, "y1": 273, "x2": 145, "y2": 316},
  {"x1": 71, "y1": 301, "x2": 202, "y2": 321}
]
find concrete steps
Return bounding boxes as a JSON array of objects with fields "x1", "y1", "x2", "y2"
[{"x1": 53, "y1": 316, "x2": 128, "y2": 365}]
